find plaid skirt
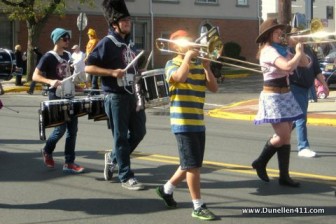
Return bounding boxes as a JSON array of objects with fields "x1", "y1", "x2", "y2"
[{"x1": 254, "y1": 91, "x2": 304, "y2": 125}]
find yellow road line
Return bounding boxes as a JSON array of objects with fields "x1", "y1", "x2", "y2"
[{"x1": 131, "y1": 151, "x2": 336, "y2": 183}]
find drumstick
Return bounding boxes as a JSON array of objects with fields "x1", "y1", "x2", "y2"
[
  {"x1": 61, "y1": 73, "x2": 78, "y2": 83},
  {"x1": 3, "y1": 106, "x2": 19, "y2": 113},
  {"x1": 48, "y1": 73, "x2": 77, "y2": 90},
  {"x1": 143, "y1": 50, "x2": 153, "y2": 70},
  {"x1": 124, "y1": 50, "x2": 145, "y2": 71}
]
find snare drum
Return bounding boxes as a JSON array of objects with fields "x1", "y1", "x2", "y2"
[
  {"x1": 40, "y1": 99, "x2": 71, "y2": 128},
  {"x1": 140, "y1": 69, "x2": 169, "y2": 108},
  {"x1": 71, "y1": 97, "x2": 90, "y2": 117},
  {"x1": 39, "y1": 99, "x2": 71, "y2": 140},
  {"x1": 88, "y1": 96, "x2": 108, "y2": 121}
]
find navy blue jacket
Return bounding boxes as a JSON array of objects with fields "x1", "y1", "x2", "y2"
[
  {"x1": 86, "y1": 30, "x2": 138, "y2": 93},
  {"x1": 289, "y1": 46, "x2": 321, "y2": 89}
]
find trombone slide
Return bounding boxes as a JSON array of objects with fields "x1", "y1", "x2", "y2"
[{"x1": 155, "y1": 38, "x2": 265, "y2": 74}]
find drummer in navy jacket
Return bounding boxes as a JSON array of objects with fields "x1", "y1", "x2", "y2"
[
  {"x1": 33, "y1": 28, "x2": 84, "y2": 174},
  {"x1": 85, "y1": 0, "x2": 146, "y2": 191}
]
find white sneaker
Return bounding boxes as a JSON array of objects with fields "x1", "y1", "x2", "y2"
[
  {"x1": 104, "y1": 152, "x2": 116, "y2": 181},
  {"x1": 298, "y1": 148, "x2": 317, "y2": 158},
  {"x1": 122, "y1": 178, "x2": 145, "y2": 191}
]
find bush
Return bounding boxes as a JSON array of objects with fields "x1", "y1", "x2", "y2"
[
  {"x1": 223, "y1": 41, "x2": 246, "y2": 64},
  {"x1": 224, "y1": 41, "x2": 241, "y2": 59}
]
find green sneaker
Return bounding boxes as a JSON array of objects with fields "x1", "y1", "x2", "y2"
[{"x1": 191, "y1": 204, "x2": 216, "y2": 221}]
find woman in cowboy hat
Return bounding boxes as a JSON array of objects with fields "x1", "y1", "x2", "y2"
[{"x1": 252, "y1": 18, "x2": 309, "y2": 187}]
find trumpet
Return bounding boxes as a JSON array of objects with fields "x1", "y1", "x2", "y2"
[{"x1": 156, "y1": 28, "x2": 266, "y2": 74}]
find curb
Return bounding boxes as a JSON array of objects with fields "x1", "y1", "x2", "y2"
[
  {"x1": 207, "y1": 99, "x2": 336, "y2": 127},
  {"x1": 224, "y1": 73, "x2": 250, "y2": 79},
  {"x1": 4, "y1": 85, "x2": 42, "y2": 93}
]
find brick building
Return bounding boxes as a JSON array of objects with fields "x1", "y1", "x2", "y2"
[{"x1": 1, "y1": 0, "x2": 260, "y2": 68}]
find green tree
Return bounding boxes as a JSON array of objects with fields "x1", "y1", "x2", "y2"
[{"x1": 0, "y1": 0, "x2": 93, "y2": 81}]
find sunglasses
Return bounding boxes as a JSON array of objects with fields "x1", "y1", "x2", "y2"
[{"x1": 61, "y1": 37, "x2": 70, "y2": 42}]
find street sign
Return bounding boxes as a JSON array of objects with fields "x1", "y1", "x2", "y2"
[{"x1": 77, "y1": 13, "x2": 88, "y2": 31}]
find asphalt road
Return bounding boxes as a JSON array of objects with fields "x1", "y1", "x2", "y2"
[{"x1": 0, "y1": 75, "x2": 335, "y2": 224}]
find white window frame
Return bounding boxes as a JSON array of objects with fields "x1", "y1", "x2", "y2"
[
  {"x1": 195, "y1": 0, "x2": 218, "y2": 4},
  {"x1": 152, "y1": 0, "x2": 179, "y2": 3},
  {"x1": 237, "y1": 0, "x2": 248, "y2": 7}
]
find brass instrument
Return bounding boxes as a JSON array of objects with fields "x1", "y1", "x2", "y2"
[
  {"x1": 293, "y1": 32, "x2": 336, "y2": 45},
  {"x1": 156, "y1": 27, "x2": 265, "y2": 74},
  {"x1": 289, "y1": 18, "x2": 336, "y2": 44},
  {"x1": 311, "y1": 18, "x2": 324, "y2": 33}
]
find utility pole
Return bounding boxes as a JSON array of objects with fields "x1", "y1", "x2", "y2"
[
  {"x1": 305, "y1": 0, "x2": 313, "y2": 24},
  {"x1": 278, "y1": 0, "x2": 291, "y2": 25}
]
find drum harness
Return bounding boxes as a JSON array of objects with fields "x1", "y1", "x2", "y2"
[
  {"x1": 107, "y1": 35, "x2": 145, "y2": 111},
  {"x1": 48, "y1": 50, "x2": 75, "y2": 99}
]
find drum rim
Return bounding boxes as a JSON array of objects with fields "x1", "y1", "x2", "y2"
[
  {"x1": 43, "y1": 99, "x2": 71, "y2": 105},
  {"x1": 72, "y1": 98, "x2": 91, "y2": 102},
  {"x1": 89, "y1": 96, "x2": 104, "y2": 100},
  {"x1": 141, "y1": 68, "x2": 165, "y2": 78}
]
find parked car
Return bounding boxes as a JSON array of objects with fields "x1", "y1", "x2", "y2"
[
  {"x1": 0, "y1": 48, "x2": 16, "y2": 81},
  {"x1": 319, "y1": 51, "x2": 336, "y2": 85},
  {"x1": 317, "y1": 42, "x2": 336, "y2": 85}
]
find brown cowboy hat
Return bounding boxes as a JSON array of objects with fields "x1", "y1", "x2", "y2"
[{"x1": 256, "y1": 18, "x2": 290, "y2": 43}]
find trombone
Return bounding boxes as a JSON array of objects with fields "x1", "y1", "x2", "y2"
[
  {"x1": 289, "y1": 31, "x2": 336, "y2": 44},
  {"x1": 155, "y1": 29, "x2": 266, "y2": 74},
  {"x1": 288, "y1": 18, "x2": 336, "y2": 44}
]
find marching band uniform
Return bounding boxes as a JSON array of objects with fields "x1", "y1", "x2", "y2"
[
  {"x1": 85, "y1": 0, "x2": 146, "y2": 190},
  {"x1": 33, "y1": 28, "x2": 84, "y2": 173}
]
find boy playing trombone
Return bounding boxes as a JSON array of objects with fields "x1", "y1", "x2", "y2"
[{"x1": 155, "y1": 29, "x2": 218, "y2": 221}]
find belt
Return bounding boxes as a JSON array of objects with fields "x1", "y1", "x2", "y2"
[{"x1": 263, "y1": 86, "x2": 290, "y2": 94}]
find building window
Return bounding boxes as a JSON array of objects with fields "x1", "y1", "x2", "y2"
[
  {"x1": 132, "y1": 22, "x2": 147, "y2": 50},
  {"x1": 195, "y1": 0, "x2": 218, "y2": 4},
  {"x1": 0, "y1": 16, "x2": 14, "y2": 49},
  {"x1": 327, "y1": 6, "x2": 334, "y2": 20},
  {"x1": 153, "y1": 0, "x2": 179, "y2": 3},
  {"x1": 237, "y1": 0, "x2": 248, "y2": 6}
]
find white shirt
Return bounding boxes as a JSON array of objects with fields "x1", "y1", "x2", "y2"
[{"x1": 71, "y1": 51, "x2": 86, "y2": 75}]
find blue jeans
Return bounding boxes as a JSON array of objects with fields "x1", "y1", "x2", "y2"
[
  {"x1": 104, "y1": 93, "x2": 146, "y2": 182},
  {"x1": 44, "y1": 115, "x2": 78, "y2": 163},
  {"x1": 290, "y1": 84, "x2": 310, "y2": 151},
  {"x1": 308, "y1": 84, "x2": 317, "y2": 101}
]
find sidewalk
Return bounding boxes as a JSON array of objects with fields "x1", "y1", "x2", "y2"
[
  {"x1": 208, "y1": 91, "x2": 336, "y2": 126},
  {"x1": 0, "y1": 78, "x2": 84, "y2": 94},
  {"x1": 2, "y1": 78, "x2": 336, "y2": 126}
]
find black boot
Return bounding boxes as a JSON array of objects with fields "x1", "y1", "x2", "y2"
[
  {"x1": 252, "y1": 140, "x2": 278, "y2": 182},
  {"x1": 0, "y1": 83, "x2": 4, "y2": 95},
  {"x1": 15, "y1": 75, "x2": 22, "y2": 86},
  {"x1": 277, "y1": 145, "x2": 300, "y2": 187}
]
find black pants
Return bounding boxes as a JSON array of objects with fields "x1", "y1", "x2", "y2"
[{"x1": 15, "y1": 75, "x2": 22, "y2": 86}]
